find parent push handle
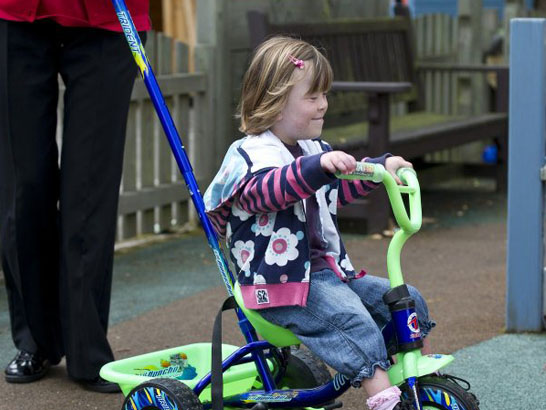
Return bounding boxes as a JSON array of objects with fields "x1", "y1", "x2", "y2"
[
  {"x1": 336, "y1": 163, "x2": 422, "y2": 233},
  {"x1": 110, "y1": 0, "x2": 236, "y2": 295}
]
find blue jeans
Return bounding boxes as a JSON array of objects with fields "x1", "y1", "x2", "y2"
[{"x1": 259, "y1": 269, "x2": 435, "y2": 386}]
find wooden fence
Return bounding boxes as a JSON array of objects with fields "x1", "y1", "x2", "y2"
[
  {"x1": 414, "y1": 13, "x2": 459, "y2": 115},
  {"x1": 0, "y1": 31, "x2": 210, "y2": 278},
  {"x1": 413, "y1": 9, "x2": 501, "y2": 116},
  {"x1": 56, "y1": 31, "x2": 211, "y2": 242},
  {"x1": 117, "y1": 32, "x2": 210, "y2": 241},
  {"x1": 411, "y1": 10, "x2": 503, "y2": 163}
]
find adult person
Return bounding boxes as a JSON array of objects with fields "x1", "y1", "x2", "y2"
[{"x1": 0, "y1": 0, "x2": 150, "y2": 393}]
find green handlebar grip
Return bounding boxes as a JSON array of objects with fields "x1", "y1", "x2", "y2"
[
  {"x1": 335, "y1": 162, "x2": 385, "y2": 183},
  {"x1": 396, "y1": 167, "x2": 417, "y2": 181},
  {"x1": 336, "y1": 163, "x2": 421, "y2": 233}
]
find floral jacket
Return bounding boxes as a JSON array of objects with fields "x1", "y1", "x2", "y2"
[{"x1": 204, "y1": 131, "x2": 386, "y2": 310}]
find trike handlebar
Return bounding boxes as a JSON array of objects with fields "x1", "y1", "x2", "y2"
[{"x1": 336, "y1": 162, "x2": 422, "y2": 234}]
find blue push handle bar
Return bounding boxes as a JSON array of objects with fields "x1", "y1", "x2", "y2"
[{"x1": 110, "y1": 0, "x2": 236, "y2": 295}]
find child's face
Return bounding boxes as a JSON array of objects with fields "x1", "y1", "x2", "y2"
[{"x1": 270, "y1": 64, "x2": 328, "y2": 145}]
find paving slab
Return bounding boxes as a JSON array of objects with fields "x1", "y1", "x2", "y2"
[{"x1": 446, "y1": 333, "x2": 546, "y2": 410}]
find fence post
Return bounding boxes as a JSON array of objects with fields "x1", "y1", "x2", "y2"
[
  {"x1": 195, "y1": 0, "x2": 229, "y2": 171},
  {"x1": 504, "y1": 0, "x2": 527, "y2": 62},
  {"x1": 457, "y1": 0, "x2": 483, "y2": 116},
  {"x1": 506, "y1": 18, "x2": 546, "y2": 332}
]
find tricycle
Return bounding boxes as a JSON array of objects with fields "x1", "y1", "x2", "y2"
[{"x1": 101, "y1": 2, "x2": 481, "y2": 409}]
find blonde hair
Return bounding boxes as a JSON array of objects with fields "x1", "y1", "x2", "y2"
[{"x1": 238, "y1": 36, "x2": 333, "y2": 135}]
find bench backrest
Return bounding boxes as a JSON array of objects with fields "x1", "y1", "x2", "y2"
[
  {"x1": 248, "y1": 11, "x2": 416, "y2": 83},
  {"x1": 247, "y1": 11, "x2": 419, "y2": 124}
]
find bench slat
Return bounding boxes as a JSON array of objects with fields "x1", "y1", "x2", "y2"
[{"x1": 326, "y1": 112, "x2": 507, "y2": 159}]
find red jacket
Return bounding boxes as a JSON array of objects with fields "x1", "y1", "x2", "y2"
[{"x1": 0, "y1": 0, "x2": 150, "y2": 32}]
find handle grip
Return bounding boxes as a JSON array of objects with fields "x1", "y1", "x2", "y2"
[
  {"x1": 335, "y1": 162, "x2": 385, "y2": 183},
  {"x1": 336, "y1": 163, "x2": 422, "y2": 233}
]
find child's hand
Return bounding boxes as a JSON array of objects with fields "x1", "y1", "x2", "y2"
[
  {"x1": 385, "y1": 156, "x2": 413, "y2": 185},
  {"x1": 320, "y1": 151, "x2": 356, "y2": 174}
]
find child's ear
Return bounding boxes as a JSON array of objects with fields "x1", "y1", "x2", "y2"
[{"x1": 275, "y1": 113, "x2": 283, "y2": 122}]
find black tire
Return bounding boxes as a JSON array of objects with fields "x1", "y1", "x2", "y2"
[
  {"x1": 280, "y1": 347, "x2": 332, "y2": 389},
  {"x1": 402, "y1": 375, "x2": 480, "y2": 410},
  {"x1": 274, "y1": 347, "x2": 335, "y2": 409},
  {"x1": 122, "y1": 378, "x2": 203, "y2": 410}
]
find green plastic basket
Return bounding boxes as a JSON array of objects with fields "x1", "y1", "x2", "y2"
[{"x1": 100, "y1": 343, "x2": 264, "y2": 399}]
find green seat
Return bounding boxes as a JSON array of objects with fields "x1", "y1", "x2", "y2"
[{"x1": 233, "y1": 282, "x2": 301, "y2": 347}]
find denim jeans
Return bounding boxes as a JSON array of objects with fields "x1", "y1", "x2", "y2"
[{"x1": 259, "y1": 269, "x2": 435, "y2": 386}]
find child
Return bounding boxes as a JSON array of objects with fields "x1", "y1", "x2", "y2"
[{"x1": 204, "y1": 36, "x2": 435, "y2": 410}]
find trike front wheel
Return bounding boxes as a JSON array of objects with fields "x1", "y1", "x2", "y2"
[
  {"x1": 402, "y1": 375, "x2": 480, "y2": 410},
  {"x1": 122, "y1": 378, "x2": 202, "y2": 410}
]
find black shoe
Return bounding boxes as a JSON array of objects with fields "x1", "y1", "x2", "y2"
[
  {"x1": 80, "y1": 376, "x2": 121, "y2": 393},
  {"x1": 4, "y1": 350, "x2": 50, "y2": 383}
]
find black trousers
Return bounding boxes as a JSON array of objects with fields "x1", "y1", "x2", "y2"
[{"x1": 0, "y1": 19, "x2": 143, "y2": 380}]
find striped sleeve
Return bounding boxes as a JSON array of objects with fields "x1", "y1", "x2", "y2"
[
  {"x1": 337, "y1": 178, "x2": 380, "y2": 206},
  {"x1": 238, "y1": 153, "x2": 335, "y2": 214},
  {"x1": 337, "y1": 153, "x2": 392, "y2": 207}
]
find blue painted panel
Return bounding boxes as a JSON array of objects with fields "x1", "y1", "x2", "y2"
[
  {"x1": 483, "y1": 0, "x2": 534, "y2": 17},
  {"x1": 483, "y1": 0, "x2": 505, "y2": 9},
  {"x1": 506, "y1": 19, "x2": 546, "y2": 331},
  {"x1": 408, "y1": 0, "x2": 532, "y2": 19},
  {"x1": 483, "y1": 0, "x2": 505, "y2": 19},
  {"x1": 410, "y1": 0, "x2": 458, "y2": 17}
]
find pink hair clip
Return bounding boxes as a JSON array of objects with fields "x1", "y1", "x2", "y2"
[{"x1": 288, "y1": 54, "x2": 304, "y2": 69}]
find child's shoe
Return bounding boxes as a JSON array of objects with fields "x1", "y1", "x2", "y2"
[
  {"x1": 367, "y1": 386, "x2": 403, "y2": 410},
  {"x1": 392, "y1": 400, "x2": 414, "y2": 410}
]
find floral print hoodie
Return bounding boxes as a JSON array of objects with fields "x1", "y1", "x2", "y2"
[{"x1": 204, "y1": 130, "x2": 387, "y2": 310}]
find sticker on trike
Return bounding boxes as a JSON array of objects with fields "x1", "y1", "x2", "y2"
[
  {"x1": 242, "y1": 391, "x2": 299, "y2": 403},
  {"x1": 133, "y1": 352, "x2": 197, "y2": 380},
  {"x1": 407, "y1": 312, "x2": 421, "y2": 335}
]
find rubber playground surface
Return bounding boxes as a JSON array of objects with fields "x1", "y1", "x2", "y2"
[{"x1": 0, "y1": 181, "x2": 544, "y2": 410}]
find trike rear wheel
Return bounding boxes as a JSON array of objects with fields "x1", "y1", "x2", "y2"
[
  {"x1": 275, "y1": 347, "x2": 334, "y2": 410},
  {"x1": 402, "y1": 375, "x2": 480, "y2": 410},
  {"x1": 280, "y1": 347, "x2": 332, "y2": 388},
  {"x1": 122, "y1": 378, "x2": 202, "y2": 410}
]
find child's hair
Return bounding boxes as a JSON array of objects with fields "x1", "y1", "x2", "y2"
[{"x1": 238, "y1": 36, "x2": 333, "y2": 135}]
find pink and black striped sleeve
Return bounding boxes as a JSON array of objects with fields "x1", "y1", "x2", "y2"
[
  {"x1": 237, "y1": 153, "x2": 335, "y2": 214},
  {"x1": 337, "y1": 153, "x2": 392, "y2": 207}
]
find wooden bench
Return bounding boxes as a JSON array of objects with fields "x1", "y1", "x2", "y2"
[{"x1": 247, "y1": 10, "x2": 508, "y2": 234}]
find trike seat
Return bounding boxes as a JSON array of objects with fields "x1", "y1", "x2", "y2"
[{"x1": 233, "y1": 282, "x2": 301, "y2": 347}]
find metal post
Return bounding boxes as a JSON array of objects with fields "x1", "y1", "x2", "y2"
[{"x1": 506, "y1": 18, "x2": 546, "y2": 331}]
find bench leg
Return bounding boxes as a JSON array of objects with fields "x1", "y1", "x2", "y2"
[
  {"x1": 367, "y1": 93, "x2": 391, "y2": 234},
  {"x1": 495, "y1": 135, "x2": 508, "y2": 192},
  {"x1": 336, "y1": 194, "x2": 390, "y2": 234},
  {"x1": 337, "y1": 92, "x2": 391, "y2": 234},
  {"x1": 366, "y1": 189, "x2": 390, "y2": 234}
]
